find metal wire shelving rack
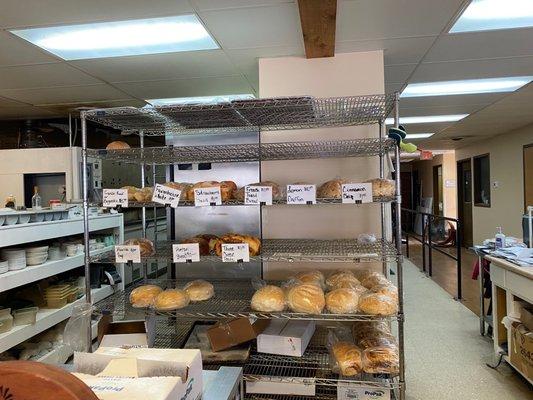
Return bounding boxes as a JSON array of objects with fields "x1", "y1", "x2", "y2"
[{"x1": 80, "y1": 93, "x2": 405, "y2": 400}]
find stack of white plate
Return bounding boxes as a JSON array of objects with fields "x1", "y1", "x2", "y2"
[
  {"x1": 25, "y1": 246, "x2": 49, "y2": 266},
  {"x1": 0, "y1": 261, "x2": 8, "y2": 274},
  {"x1": 1, "y1": 248, "x2": 26, "y2": 270}
]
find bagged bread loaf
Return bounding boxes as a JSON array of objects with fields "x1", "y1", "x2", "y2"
[
  {"x1": 331, "y1": 341, "x2": 363, "y2": 376},
  {"x1": 364, "y1": 178, "x2": 395, "y2": 197},
  {"x1": 106, "y1": 140, "x2": 130, "y2": 150},
  {"x1": 325, "y1": 288, "x2": 360, "y2": 314},
  {"x1": 293, "y1": 270, "x2": 325, "y2": 289},
  {"x1": 363, "y1": 344, "x2": 399, "y2": 374},
  {"x1": 251, "y1": 285, "x2": 286, "y2": 312},
  {"x1": 286, "y1": 283, "x2": 325, "y2": 314},
  {"x1": 183, "y1": 279, "x2": 214, "y2": 301},
  {"x1": 352, "y1": 320, "x2": 391, "y2": 342},
  {"x1": 317, "y1": 179, "x2": 346, "y2": 199},
  {"x1": 187, "y1": 181, "x2": 235, "y2": 201},
  {"x1": 214, "y1": 233, "x2": 261, "y2": 256},
  {"x1": 326, "y1": 270, "x2": 359, "y2": 289},
  {"x1": 233, "y1": 181, "x2": 282, "y2": 202},
  {"x1": 371, "y1": 283, "x2": 398, "y2": 301},
  {"x1": 180, "y1": 236, "x2": 210, "y2": 255},
  {"x1": 133, "y1": 187, "x2": 154, "y2": 202},
  {"x1": 153, "y1": 289, "x2": 190, "y2": 311},
  {"x1": 359, "y1": 271, "x2": 390, "y2": 289},
  {"x1": 124, "y1": 238, "x2": 155, "y2": 256},
  {"x1": 129, "y1": 284, "x2": 162, "y2": 308},
  {"x1": 358, "y1": 292, "x2": 398, "y2": 316}
]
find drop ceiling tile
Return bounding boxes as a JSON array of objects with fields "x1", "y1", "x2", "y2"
[
  {"x1": 0, "y1": 31, "x2": 59, "y2": 66},
  {"x1": 114, "y1": 75, "x2": 253, "y2": 99},
  {"x1": 0, "y1": 84, "x2": 130, "y2": 105},
  {"x1": 0, "y1": 63, "x2": 101, "y2": 89},
  {"x1": 193, "y1": 0, "x2": 293, "y2": 11},
  {"x1": 412, "y1": 56, "x2": 533, "y2": 82},
  {"x1": 0, "y1": 0, "x2": 193, "y2": 29},
  {"x1": 199, "y1": 3, "x2": 302, "y2": 49},
  {"x1": 337, "y1": 0, "x2": 464, "y2": 41},
  {"x1": 337, "y1": 36, "x2": 436, "y2": 65},
  {"x1": 385, "y1": 64, "x2": 417, "y2": 85},
  {"x1": 43, "y1": 99, "x2": 147, "y2": 114},
  {"x1": 401, "y1": 93, "x2": 506, "y2": 108},
  {"x1": 226, "y1": 45, "x2": 304, "y2": 77},
  {"x1": 400, "y1": 104, "x2": 489, "y2": 117},
  {"x1": 425, "y1": 28, "x2": 533, "y2": 62},
  {"x1": 71, "y1": 50, "x2": 238, "y2": 83},
  {"x1": 0, "y1": 105, "x2": 58, "y2": 119},
  {"x1": 385, "y1": 83, "x2": 404, "y2": 94}
]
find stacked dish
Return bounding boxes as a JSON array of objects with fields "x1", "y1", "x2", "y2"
[
  {"x1": 1, "y1": 248, "x2": 26, "y2": 270},
  {"x1": 25, "y1": 246, "x2": 49, "y2": 266},
  {"x1": 0, "y1": 261, "x2": 8, "y2": 274},
  {"x1": 44, "y1": 284, "x2": 76, "y2": 308},
  {"x1": 48, "y1": 246, "x2": 65, "y2": 261}
]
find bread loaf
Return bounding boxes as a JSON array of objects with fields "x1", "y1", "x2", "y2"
[
  {"x1": 121, "y1": 186, "x2": 139, "y2": 201},
  {"x1": 124, "y1": 238, "x2": 154, "y2": 257},
  {"x1": 183, "y1": 280, "x2": 214, "y2": 301},
  {"x1": 214, "y1": 234, "x2": 261, "y2": 256},
  {"x1": 180, "y1": 237, "x2": 210, "y2": 256},
  {"x1": 325, "y1": 288, "x2": 360, "y2": 314},
  {"x1": 286, "y1": 283, "x2": 325, "y2": 314},
  {"x1": 360, "y1": 273, "x2": 390, "y2": 289},
  {"x1": 233, "y1": 181, "x2": 282, "y2": 202},
  {"x1": 129, "y1": 284, "x2": 162, "y2": 308},
  {"x1": 352, "y1": 321, "x2": 391, "y2": 342},
  {"x1": 371, "y1": 284, "x2": 398, "y2": 301},
  {"x1": 153, "y1": 289, "x2": 190, "y2": 311},
  {"x1": 332, "y1": 341, "x2": 362, "y2": 376},
  {"x1": 364, "y1": 178, "x2": 395, "y2": 197},
  {"x1": 326, "y1": 270, "x2": 359, "y2": 289},
  {"x1": 106, "y1": 141, "x2": 130, "y2": 150},
  {"x1": 251, "y1": 285, "x2": 286, "y2": 312},
  {"x1": 362, "y1": 345, "x2": 399, "y2": 374},
  {"x1": 317, "y1": 179, "x2": 346, "y2": 199},
  {"x1": 358, "y1": 293, "x2": 397, "y2": 316},
  {"x1": 187, "y1": 181, "x2": 234, "y2": 201},
  {"x1": 294, "y1": 270, "x2": 325, "y2": 289}
]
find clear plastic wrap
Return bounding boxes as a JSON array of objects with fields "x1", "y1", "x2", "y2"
[
  {"x1": 183, "y1": 279, "x2": 214, "y2": 301},
  {"x1": 364, "y1": 178, "x2": 395, "y2": 197},
  {"x1": 325, "y1": 288, "x2": 360, "y2": 314},
  {"x1": 360, "y1": 272, "x2": 390, "y2": 289},
  {"x1": 63, "y1": 302, "x2": 93, "y2": 353},
  {"x1": 362, "y1": 344, "x2": 399, "y2": 374},
  {"x1": 291, "y1": 270, "x2": 326, "y2": 290},
  {"x1": 250, "y1": 284, "x2": 286, "y2": 312},
  {"x1": 371, "y1": 283, "x2": 398, "y2": 301},
  {"x1": 129, "y1": 284, "x2": 163, "y2": 308},
  {"x1": 352, "y1": 320, "x2": 391, "y2": 342},
  {"x1": 358, "y1": 292, "x2": 398, "y2": 316},
  {"x1": 152, "y1": 289, "x2": 190, "y2": 311},
  {"x1": 124, "y1": 238, "x2": 155, "y2": 256},
  {"x1": 357, "y1": 233, "x2": 377, "y2": 244},
  {"x1": 357, "y1": 333, "x2": 397, "y2": 350},
  {"x1": 327, "y1": 328, "x2": 362, "y2": 376},
  {"x1": 286, "y1": 283, "x2": 325, "y2": 314},
  {"x1": 325, "y1": 269, "x2": 359, "y2": 289}
]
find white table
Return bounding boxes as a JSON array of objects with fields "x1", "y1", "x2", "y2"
[{"x1": 487, "y1": 255, "x2": 533, "y2": 384}]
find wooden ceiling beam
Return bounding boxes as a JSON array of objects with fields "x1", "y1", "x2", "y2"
[{"x1": 297, "y1": 0, "x2": 337, "y2": 58}]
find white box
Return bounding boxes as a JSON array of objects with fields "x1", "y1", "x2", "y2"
[
  {"x1": 75, "y1": 347, "x2": 203, "y2": 400},
  {"x1": 257, "y1": 320, "x2": 316, "y2": 357},
  {"x1": 337, "y1": 382, "x2": 391, "y2": 400},
  {"x1": 246, "y1": 379, "x2": 316, "y2": 396}
]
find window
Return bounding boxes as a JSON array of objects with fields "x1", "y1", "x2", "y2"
[{"x1": 474, "y1": 154, "x2": 491, "y2": 207}]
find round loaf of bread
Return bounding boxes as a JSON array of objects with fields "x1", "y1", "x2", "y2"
[
  {"x1": 362, "y1": 345, "x2": 399, "y2": 374},
  {"x1": 287, "y1": 283, "x2": 325, "y2": 314},
  {"x1": 358, "y1": 293, "x2": 397, "y2": 316},
  {"x1": 360, "y1": 273, "x2": 390, "y2": 289},
  {"x1": 352, "y1": 321, "x2": 391, "y2": 342},
  {"x1": 250, "y1": 285, "x2": 286, "y2": 312},
  {"x1": 325, "y1": 288, "x2": 360, "y2": 314},
  {"x1": 187, "y1": 181, "x2": 233, "y2": 201},
  {"x1": 364, "y1": 178, "x2": 395, "y2": 197},
  {"x1": 184, "y1": 280, "x2": 214, "y2": 301},
  {"x1": 332, "y1": 341, "x2": 362, "y2": 376},
  {"x1": 326, "y1": 270, "x2": 359, "y2": 289},
  {"x1": 214, "y1": 234, "x2": 261, "y2": 256},
  {"x1": 121, "y1": 186, "x2": 139, "y2": 201},
  {"x1": 124, "y1": 238, "x2": 154, "y2": 257},
  {"x1": 106, "y1": 141, "x2": 130, "y2": 150},
  {"x1": 180, "y1": 237, "x2": 210, "y2": 256},
  {"x1": 317, "y1": 179, "x2": 346, "y2": 199},
  {"x1": 371, "y1": 284, "x2": 398, "y2": 301},
  {"x1": 294, "y1": 270, "x2": 325, "y2": 289},
  {"x1": 357, "y1": 333, "x2": 397, "y2": 350},
  {"x1": 129, "y1": 284, "x2": 163, "y2": 308},
  {"x1": 153, "y1": 289, "x2": 190, "y2": 311}
]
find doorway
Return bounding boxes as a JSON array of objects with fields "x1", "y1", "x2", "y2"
[
  {"x1": 457, "y1": 159, "x2": 473, "y2": 247},
  {"x1": 432, "y1": 164, "x2": 443, "y2": 216},
  {"x1": 524, "y1": 144, "x2": 533, "y2": 210}
]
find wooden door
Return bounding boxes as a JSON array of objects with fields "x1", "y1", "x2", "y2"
[
  {"x1": 524, "y1": 144, "x2": 533, "y2": 211},
  {"x1": 457, "y1": 159, "x2": 473, "y2": 247}
]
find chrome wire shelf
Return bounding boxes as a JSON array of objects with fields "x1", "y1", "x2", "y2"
[
  {"x1": 153, "y1": 318, "x2": 195, "y2": 349},
  {"x1": 101, "y1": 196, "x2": 395, "y2": 208},
  {"x1": 87, "y1": 138, "x2": 396, "y2": 165},
  {"x1": 94, "y1": 280, "x2": 399, "y2": 322},
  {"x1": 84, "y1": 94, "x2": 395, "y2": 135},
  {"x1": 90, "y1": 239, "x2": 398, "y2": 264}
]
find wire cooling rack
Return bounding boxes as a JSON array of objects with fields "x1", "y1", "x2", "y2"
[{"x1": 84, "y1": 94, "x2": 395, "y2": 135}]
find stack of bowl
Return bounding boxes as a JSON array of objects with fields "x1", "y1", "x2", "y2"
[
  {"x1": 25, "y1": 246, "x2": 49, "y2": 266},
  {"x1": 0, "y1": 261, "x2": 8, "y2": 274},
  {"x1": 1, "y1": 248, "x2": 26, "y2": 270}
]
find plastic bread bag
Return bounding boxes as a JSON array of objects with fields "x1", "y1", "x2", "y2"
[
  {"x1": 371, "y1": 283, "x2": 398, "y2": 301},
  {"x1": 362, "y1": 343, "x2": 399, "y2": 375},
  {"x1": 63, "y1": 302, "x2": 93, "y2": 353},
  {"x1": 250, "y1": 277, "x2": 286, "y2": 312},
  {"x1": 358, "y1": 292, "x2": 398, "y2": 316},
  {"x1": 325, "y1": 287, "x2": 361, "y2": 314},
  {"x1": 352, "y1": 320, "x2": 392, "y2": 342},
  {"x1": 357, "y1": 333, "x2": 397, "y2": 350},
  {"x1": 360, "y1": 272, "x2": 390, "y2": 289},
  {"x1": 327, "y1": 328, "x2": 363, "y2": 376},
  {"x1": 325, "y1": 269, "x2": 359, "y2": 289},
  {"x1": 286, "y1": 283, "x2": 325, "y2": 314},
  {"x1": 129, "y1": 284, "x2": 163, "y2": 308},
  {"x1": 357, "y1": 233, "x2": 377, "y2": 244},
  {"x1": 290, "y1": 270, "x2": 326, "y2": 290}
]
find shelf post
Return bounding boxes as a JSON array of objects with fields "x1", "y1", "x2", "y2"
[
  {"x1": 393, "y1": 92, "x2": 406, "y2": 400},
  {"x1": 80, "y1": 111, "x2": 92, "y2": 352},
  {"x1": 379, "y1": 120, "x2": 388, "y2": 278},
  {"x1": 139, "y1": 131, "x2": 148, "y2": 281}
]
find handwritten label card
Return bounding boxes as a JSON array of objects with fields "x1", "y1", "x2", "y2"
[
  {"x1": 341, "y1": 183, "x2": 372, "y2": 204},
  {"x1": 221, "y1": 243, "x2": 250, "y2": 262},
  {"x1": 115, "y1": 245, "x2": 141, "y2": 263},
  {"x1": 286, "y1": 184, "x2": 316, "y2": 205},
  {"x1": 172, "y1": 243, "x2": 200, "y2": 263},
  {"x1": 103, "y1": 189, "x2": 128, "y2": 208},
  {"x1": 245, "y1": 186, "x2": 273, "y2": 205},
  {"x1": 152, "y1": 184, "x2": 181, "y2": 207},
  {"x1": 194, "y1": 187, "x2": 222, "y2": 207}
]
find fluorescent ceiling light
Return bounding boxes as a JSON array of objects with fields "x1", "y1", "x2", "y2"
[
  {"x1": 405, "y1": 133, "x2": 434, "y2": 139},
  {"x1": 10, "y1": 15, "x2": 218, "y2": 60},
  {"x1": 146, "y1": 94, "x2": 255, "y2": 106},
  {"x1": 402, "y1": 77, "x2": 533, "y2": 97},
  {"x1": 385, "y1": 114, "x2": 468, "y2": 125},
  {"x1": 451, "y1": 0, "x2": 533, "y2": 32}
]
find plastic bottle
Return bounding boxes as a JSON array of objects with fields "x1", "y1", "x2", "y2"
[
  {"x1": 495, "y1": 227, "x2": 505, "y2": 250},
  {"x1": 31, "y1": 186, "x2": 42, "y2": 210}
]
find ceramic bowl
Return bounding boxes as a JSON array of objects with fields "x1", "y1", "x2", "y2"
[
  {"x1": 4, "y1": 215, "x2": 19, "y2": 225},
  {"x1": 0, "y1": 215, "x2": 5, "y2": 226},
  {"x1": 18, "y1": 214, "x2": 31, "y2": 224},
  {"x1": 26, "y1": 253, "x2": 48, "y2": 266},
  {"x1": 30, "y1": 213, "x2": 45, "y2": 223},
  {"x1": 44, "y1": 212, "x2": 54, "y2": 221},
  {"x1": 26, "y1": 246, "x2": 49, "y2": 253}
]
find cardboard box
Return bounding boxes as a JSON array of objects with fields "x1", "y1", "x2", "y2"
[
  {"x1": 337, "y1": 382, "x2": 391, "y2": 400},
  {"x1": 97, "y1": 314, "x2": 156, "y2": 348},
  {"x1": 207, "y1": 318, "x2": 269, "y2": 352},
  {"x1": 520, "y1": 306, "x2": 533, "y2": 332},
  {"x1": 74, "y1": 347, "x2": 203, "y2": 400},
  {"x1": 257, "y1": 320, "x2": 315, "y2": 357},
  {"x1": 509, "y1": 322, "x2": 533, "y2": 380},
  {"x1": 246, "y1": 379, "x2": 315, "y2": 396}
]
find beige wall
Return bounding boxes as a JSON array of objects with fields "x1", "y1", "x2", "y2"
[
  {"x1": 455, "y1": 124, "x2": 533, "y2": 244},
  {"x1": 411, "y1": 152, "x2": 457, "y2": 218},
  {"x1": 258, "y1": 51, "x2": 387, "y2": 279}
]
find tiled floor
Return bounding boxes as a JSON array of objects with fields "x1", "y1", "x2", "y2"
[{"x1": 400, "y1": 259, "x2": 532, "y2": 399}]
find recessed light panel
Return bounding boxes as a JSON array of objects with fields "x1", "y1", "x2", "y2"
[
  {"x1": 10, "y1": 15, "x2": 219, "y2": 60},
  {"x1": 146, "y1": 94, "x2": 255, "y2": 106},
  {"x1": 402, "y1": 77, "x2": 533, "y2": 97},
  {"x1": 451, "y1": 0, "x2": 533, "y2": 32},
  {"x1": 385, "y1": 115, "x2": 468, "y2": 125},
  {"x1": 405, "y1": 133, "x2": 434, "y2": 139}
]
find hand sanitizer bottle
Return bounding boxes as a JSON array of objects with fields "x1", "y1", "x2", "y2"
[{"x1": 495, "y1": 227, "x2": 505, "y2": 249}]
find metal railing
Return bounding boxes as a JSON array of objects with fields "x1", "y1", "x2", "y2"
[{"x1": 400, "y1": 208, "x2": 462, "y2": 300}]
